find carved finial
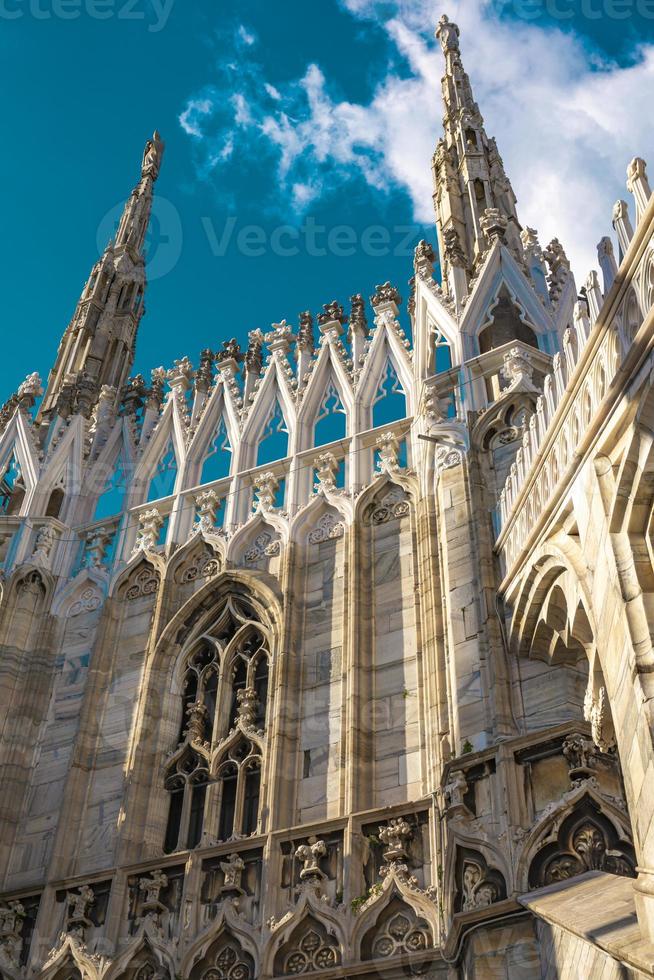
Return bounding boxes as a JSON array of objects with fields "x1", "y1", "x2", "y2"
[
  {"x1": 297, "y1": 312, "x2": 314, "y2": 350},
  {"x1": 246, "y1": 329, "x2": 265, "y2": 374},
  {"x1": 442, "y1": 227, "x2": 466, "y2": 268},
  {"x1": 317, "y1": 301, "x2": 346, "y2": 326},
  {"x1": 217, "y1": 338, "x2": 243, "y2": 365},
  {"x1": 480, "y1": 208, "x2": 507, "y2": 244},
  {"x1": 371, "y1": 282, "x2": 402, "y2": 308},
  {"x1": 195, "y1": 349, "x2": 214, "y2": 390}
]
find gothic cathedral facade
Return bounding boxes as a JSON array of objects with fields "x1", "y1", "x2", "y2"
[{"x1": 1, "y1": 15, "x2": 654, "y2": 979}]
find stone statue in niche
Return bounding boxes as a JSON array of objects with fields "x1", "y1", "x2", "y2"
[
  {"x1": 66, "y1": 884, "x2": 95, "y2": 938},
  {"x1": 220, "y1": 853, "x2": 245, "y2": 898}
]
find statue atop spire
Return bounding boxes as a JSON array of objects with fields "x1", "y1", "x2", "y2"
[
  {"x1": 141, "y1": 131, "x2": 164, "y2": 181},
  {"x1": 436, "y1": 13, "x2": 459, "y2": 53}
]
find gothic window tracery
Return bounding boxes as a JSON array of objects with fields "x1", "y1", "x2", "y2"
[
  {"x1": 94, "y1": 453, "x2": 127, "y2": 520},
  {"x1": 528, "y1": 801, "x2": 635, "y2": 888},
  {"x1": 274, "y1": 917, "x2": 341, "y2": 976},
  {"x1": 164, "y1": 599, "x2": 270, "y2": 852},
  {"x1": 0, "y1": 454, "x2": 25, "y2": 515},
  {"x1": 201, "y1": 417, "x2": 232, "y2": 486},
  {"x1": 189, "y1": 935, "x2": 254, "y2": 980},
  {"x1": 361, "y1": 898, "x2": 432, "y2": 961},
  {"x1": 313, "y1": 380, "x2": 346, "y2": 447},
  {"x1": 372, "y1": 360, "x2": 407, "y2": 428},
  {"x1": 257, "y1": 400, "x2": 289, "y2": 466},
  {"x1": 147, "y1": 440, "x2": 178, "y2": 502},
  {"x1": 433, "y1": 327, "x2": 453, "y2": 375}
]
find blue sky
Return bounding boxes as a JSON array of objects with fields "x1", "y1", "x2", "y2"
[{"x1": 1, "y1": 0, "x2": 653, "y2": 401}]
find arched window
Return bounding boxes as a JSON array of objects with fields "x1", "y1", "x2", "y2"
[
  {"x1": 147, "y1": 440, "x2": 177, "y2": 502},
  {"x1": 201, "y1": 417, "x2": 232, "y2": 486},
  {"x1": 314, "y1": 380, "x2": 346, "y2": 447},
  {"x1": 433, "y1": 328, "x2": 453, "y2": 374},
  {"x1": 0, "y1": 454, "x2": 25, "y2": 515},
  {"x1": 257, "y1": 400, "x2": 289, "y2": 466},
  {"x1": 164, "y1": 599, "x2": 271, "y2": 853},
  {"x1": 479, "y1": 288, "x2": 538, "y2": 354},
  {"x1": 372, "y1": 360, "x2": 407, "y2": 428},
  {"x1": 45, "y1": 485, "x2": 65, "y2": 519},
  {"x1": 94, "y1": 454, "x2": 127, "y2": 520}
]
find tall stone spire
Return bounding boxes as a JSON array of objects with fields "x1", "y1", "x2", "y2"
[
  {"x1": 38, "y1": 132, "x2": 165, "y2": 423},
  {"x1": 433, "y1": 16, "x2": 522, "y2": 300}
]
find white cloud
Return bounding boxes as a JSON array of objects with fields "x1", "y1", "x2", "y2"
[
  {"x1": 237, "y1": 24, "x2": 257, "y2": 47},
  {"x1": 179, "y1": 98, "x2": 214, "y2": 138},
  {"x1": 179, "y1": 1, "x2": 654, "y2": 279}
]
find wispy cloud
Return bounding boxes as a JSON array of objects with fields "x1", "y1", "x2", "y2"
[
  {"x1": 237, "y1": 24, "x2": 257, "y2": 47},
  {"x1": 179, "y1": 5, "x2": 654, "y2": 279}
]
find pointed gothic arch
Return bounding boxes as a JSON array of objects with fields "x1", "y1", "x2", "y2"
[{"x1": 296, "y1": 343, "x2": 353, "y2": 453}]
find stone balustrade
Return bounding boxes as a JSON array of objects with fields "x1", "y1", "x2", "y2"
[{"x1": 496, "y1": 158, "x2": 654, "y2": 569}]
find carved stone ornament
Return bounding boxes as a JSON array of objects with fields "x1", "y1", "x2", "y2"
[
  {"x1": 308, "y1": 512, "x2": 345, "y2": 545},
  {"x1": 442, "y1": 227, "x2": 467, "y2": 268},
  {"x1": 199, "y1": 938, "x2": 253, "y2": 980},
  {"x1": 69, "y1": 587, "x2": 102, "y2": 618},
  {"x1": 244, "y1": 531, "x2": 280, "y2": 563},
  {"x1": 83, "y1": 526, "x2": 112, "y2": 569},
  {"x1": 375, "y1": 431, "x2": 402, "y2": 475},
  {"x1": 501, "y1": 346, "x2": 537, "y2": 392},
  {"x1": 584, "y1": 682, "x2": 616, "y2": 753},
  {"x1": 236, "y1": 687, "x2": 258, "y2": 730},
  {"x1": 0, "y1": 900, "x2": 26, "y2": 968},
  {"x1": 220, "y1": 853, "x2": 245, "y2": 897},
  {"x1": 124, "y1": 564, "x2": 160, "y2": 601},
  {"x1": 434, "y1": 445, "x2": 464, "y2": 473},
  {"x1": 185, "y1": 701, "x2": 209, "y2": 744},
  {"x1": 536, "y1": 819, "x2": 635, "y2": 886},
  {"x1": 317, "y1": 301, "x2": 346, "y2": 326},
  {"x1": 562, "y1": 732, "x2": 602, "y2": 782},
  {"x1": 368, "y1": 486, "x2": 410, "y2": 526},
  {"x1": 379, "y1": 817, "x2": 412, "y2": 861},
  {"x1": 313, "y1": 452, "x2": 339, "y2": 492},
  {"x1": 461, "y1": 861, "x2": 499, "y2": 912},
  {"x1": 284, "y1": 926, "x2": 340, "y2": 975},
  {"x1": 176, "y1": 545, "x2": 220, "y2": 585},
  {"x1": 138, "y1": 869, "x2": 168, "y2": 913},
  {"x1": 132, "y1": 508, "x2": 163, "y2": 555},
  {"x1": 32, "y1": 524, "x2": 57, "y2": 564},
  {"x1": 370, "y1": 908, "x2": 430, "y2": 960},
  {"x1": 348, "y1": 294, "x2": 368, "y2": 334},
  {"x1": 479, "y1": 207, "x2": 508, "y2": 244},
  {"x1": 252, "y1": 472, "x2": 279, "y2": 513},
  {"x1": 443, "y1": 769, "x2": 472, "y2": 819},
  {"x1": 295, "y1": 836, "x2": 327, "y2": 883},
  {"x1": 194, "y1": 489, "x2": 221, "y2": 533},
  {"x1": 66, "y1": 884, "x2": 95, "y2": 937},
  {"x1": 371, "y1": 282, "x2": 401, "y2": 308}
]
